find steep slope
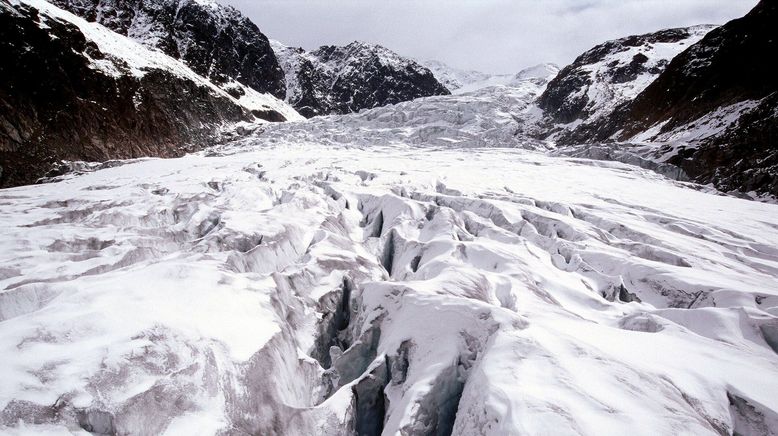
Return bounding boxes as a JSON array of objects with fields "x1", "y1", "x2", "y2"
[
  {"x1": 591, "y1": 0, "x2": 778, "y2": 197},
  {"x1": 271, "y1": 40, "x2": 450, "y2": 117},
  {"x1": 49, "y1": 0, "x2": 286, "y2": 98},
  {"x1": 536, "y1": 25, "x2": 714, "y2": 140},
  {"x1": 0, "y1": 0, "x2": 300, "y2": 188},
  {"x1": 1, "y1": 121, "x2": 777, "y2": 434}
]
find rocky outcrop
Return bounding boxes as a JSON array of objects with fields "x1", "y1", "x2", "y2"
[
  {"x1": 272, "y1": 41, "x2": 450, "y2": 118},
  {"x1": 536, "y1": 25, "x2": 714, "y2": 140},
  {"x1": 0, "y1": 0, "x2": 295, "y2": 188},
  {"x1": 49, "y1": 0, "x2": 286, "y2": 98},
  {"x1": 557, "y1": 1, "x2": 777, "y2": 197},
  {"x1": 618, "y1": 0, "x2": 777, "y2": 196}
]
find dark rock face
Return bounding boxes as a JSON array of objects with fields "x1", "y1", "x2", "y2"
[
  {"x1": 538, "y1": 27, "x2": 708, "y2": 126},
  {"x1": 0, "y1": 1, "x2": 258, "y2": 188},
  {"x1": 49, "y1": 0, "x2": 286, "y2": 99},
  {"x1": 618, "y1": 1, "x2": 777, "y2": 140},
  {"x1": 666, "y1": 94, "x2": 778, "y2": 196},
  {"x1": 572, "y1": 1, "x2": 778, "y2": 197},
  {"x1": 274, "y1": 41, "x2": 450, "y2": 118}
]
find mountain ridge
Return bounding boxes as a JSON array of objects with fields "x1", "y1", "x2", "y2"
[
  {"x1": 0, "y1": 0, "x2": 300, "y2": 188},
  {"x1": 271, "y1": 40, "x2": 450, "y2": 118}
]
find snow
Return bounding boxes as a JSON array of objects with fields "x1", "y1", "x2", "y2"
[
  {"x1": 1, "y1": 117, "x2": 777, "y2": 433},
  {"x1": 243, "y1": 66, "x2": 558, "y2": 152},
  {"x1": 630, "y1": 98, "x2": 763, "y2": 144},
  {"x1": 1, "y1": 5, "x2": 777, "y2": 434},
  {"x1": 539, "y1": 25, "x2": 716, "y2": 140},
  {"x1": 417, "y1": 59, "x2": 500, "y2": 92},
  {"x1": 419, "y1": 60, "x2": 559, "y2": 95},
  {"x1": 16, "y1": 0, "x2": 301, "y2": 123}
]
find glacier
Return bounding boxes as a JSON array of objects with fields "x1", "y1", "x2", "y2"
[{"x1": 1, "y1": 90, "x2": 778, "y2": 435}]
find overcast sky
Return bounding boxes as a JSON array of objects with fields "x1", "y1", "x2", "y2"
[{"x1": 219, "y1": 0, "x2": 756, "y2": 74}]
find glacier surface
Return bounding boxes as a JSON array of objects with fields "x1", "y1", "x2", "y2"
[{"x1": 1, "y1": 83, "x2": 778, "y2": 435}]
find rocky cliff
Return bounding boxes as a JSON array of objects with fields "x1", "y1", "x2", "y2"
[
  {"x1": 0, "y1": 0, "x2": 298, "y2": 188},
  {"x1": 272, "y1": 41, "x2": 450, "y2": 118},
  {"x1": 49, "y1": 0, "x2": 287, "y2": 98}
]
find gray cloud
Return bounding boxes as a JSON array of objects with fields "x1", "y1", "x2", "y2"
[{"x1": 219, "y1": 0, "x2": 757, "y2": 73}]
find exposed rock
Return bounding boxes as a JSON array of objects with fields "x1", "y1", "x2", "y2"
[
  {"x1": 0, "y1": 0, "x2": 295, "y2": 188},
  {"x1": 538, "y1": 26, "x2": 713, "y2": 130},
  {"x1": 272, "y1": 40, "x2": 450, "y2": 117},
  {"x1": 49, "y1": 0, "x2": 286, "y2": 98},
  {"x1": 551, "y1": 1, "x2": 777, "y2": 197}
]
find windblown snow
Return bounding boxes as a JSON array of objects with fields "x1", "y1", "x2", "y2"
[{"x1": 1, "y1": 99, "x2": 778, "y2": 435}]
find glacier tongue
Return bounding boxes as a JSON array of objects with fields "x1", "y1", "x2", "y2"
[{"x1": 1, "y1": 139, "x2": 778, "y2": 435}]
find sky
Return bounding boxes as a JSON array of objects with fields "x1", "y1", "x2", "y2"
[{"x1": 219, "y1": 0, "x2": 757, "y2": 74}]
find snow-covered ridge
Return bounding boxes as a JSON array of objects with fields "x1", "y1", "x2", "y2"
[
  {"x1": 269, "y1": 40, "x2": 449, "y2": 117},
  {"x1": 537, "y1": 25, "x2": 715, "y2": 137},
  {"x1": 416, "y1": 59, "x2": 496, "y2": 92},
  {"x1": 17, "y1": 0, "x2": 300, "y2": 121},
  {"x1": 49, "y1": 0, "x2": 287, "y2": 98}
]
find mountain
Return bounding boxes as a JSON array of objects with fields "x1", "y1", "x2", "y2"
[
  {"x1": 418, "y1": 59, "x2": 501, "y2": 92},
  {"x1": 253, "y1": 60, "x2": 560, "y2": 151},
  {"x1": 271, "y1": 40, "x2": 450, "y2": 118},
  {"x1": 537, "y1": 25, "x2": 715, "y2": 140},
  {"x1": 0, "y1": 0, "x2": 300, "y2": 188},
  {"x1": 510, "y1": 63, "x2": 560, "y2": 86},
  {"x1": 48, "y1": 0, "x2": 287, "y2": 98},
  {"x1": 570, "y1": 0, "x2": 777, "y2": 197},
  {"x1": 419, "y1": 60, "x2": 559, "y2": 94}
]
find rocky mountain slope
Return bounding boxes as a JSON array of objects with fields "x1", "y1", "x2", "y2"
[
  {"x1": 0, "y1": 0, "x2": 300, "y2": 188},
  {"x1": 571, "y1": 0, "x2": 777, "y2": 197},
  {"x1": 536, "y1": 25, "x2": 715, "y2": 141},
  {"x1": 49, "y1": 0, "x2": 287, "y2": 98},
  {"x1": 271, "y1": 40, "x2": 450, "y2": 118}
]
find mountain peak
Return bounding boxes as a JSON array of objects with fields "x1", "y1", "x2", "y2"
[{"x1": 272, "y1": 39, "x2": 449, "y2": 117}]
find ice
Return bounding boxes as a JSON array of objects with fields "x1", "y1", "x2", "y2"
[{"x1": 0, "y1": 125, "x2": 777, "y2": 434}]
